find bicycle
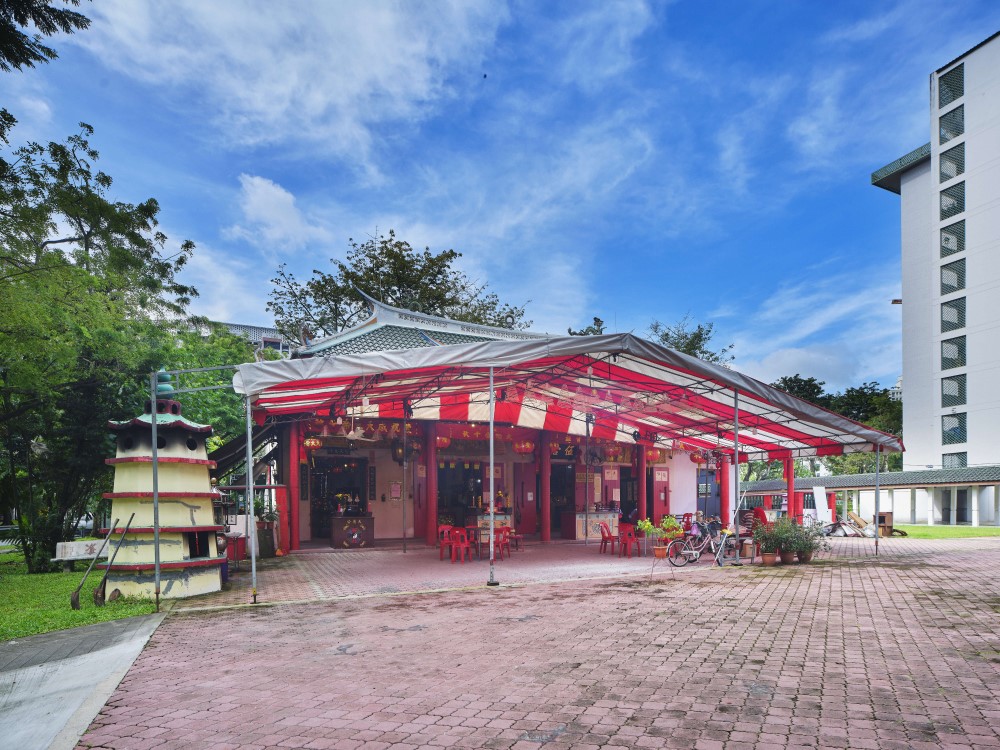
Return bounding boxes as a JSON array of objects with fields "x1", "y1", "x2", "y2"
[{"x1": 666, "y1": 524, "x2": 735, "y2": 567}]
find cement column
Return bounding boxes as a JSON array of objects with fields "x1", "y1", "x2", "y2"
[
  {"x1": 995, "y1": 485, "x2": 1000, "y2": 526},
  {"x1": 928, "y1": 488, "x2": 935, "y2": 525},
  {"x1": 950, "y1": 488, "x2": 957, "y2": 525},
  {"x1": 637, "y1": 447, "x2": 648, "y2": 522},
  {"x1": 784, "y1": 457, "x2": 796, "y2": 521},
  {"x1": 425, "y1": 422, "x2": 438, "y2": 546},
  {"x1": 971, "y1": 485, "x2": 980, "y2": 527},
  {"x1": 720, "y1": 455, "x2": 732, "y2": 528},
  {"x1": 540, "y1": 430, "x2": 552, "y2": 542}
]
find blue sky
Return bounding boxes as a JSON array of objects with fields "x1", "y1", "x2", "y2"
[{"x1": 3, "y1": 1, "x2": 999, "y2": 391}]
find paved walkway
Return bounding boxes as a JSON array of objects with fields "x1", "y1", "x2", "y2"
[{"x1": 60, "y1": 537, "x2": 1000, "y2": 749}]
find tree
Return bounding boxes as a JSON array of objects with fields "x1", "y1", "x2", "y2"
[
  {"x1": 267, "y1": 229, "x2": 530, "y2": 345},
  {"x1": 0, "y1": 1, "x2": 90, "y2": 146},
  {"x1": 649, "y1": 315, "x2": 734, "y2": 365},
  {"x1": 1, "y1": 125, "x2": 196, "y2": 571},
  {"x1": 771, "y1": 374, "x2": 830, "y2": 408},
  {"x1": 568, "y1": 317, "x2": 606, "y2": 336}
]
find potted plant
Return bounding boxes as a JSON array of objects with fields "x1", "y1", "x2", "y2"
[
  {"x1": 795, "y1": 520, "x2": 830, "y2": 563},
  {"x1": 254, "y1": 498, "x2": 278, "y2": 529},
  {"x1": 752, "y1": 521, "x2": 780, "y2": 566},
  {"x1": 636, "y1": 515, "x2": 683, "y2": 558},
  {"x1": 773, "y1": 517, "x2": 799, "y2": 564}
]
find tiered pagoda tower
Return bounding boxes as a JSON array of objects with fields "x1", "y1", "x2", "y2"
[{"x1": 102, "y1": 371, "x2": 225, "y2": 599}]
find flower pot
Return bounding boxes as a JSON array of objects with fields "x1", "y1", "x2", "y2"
[
  {"x1": 779, "y1": 550, "x2": 797, "y2": 565},
  {"x1": 653, "y1": 544, "x2": 668, "y2": 559},
  {"x1": 797, "y1": 550, "x2": 814, "y2": 563},
  {"x1": 760, "y1": 551, "x2": 778, "y2": 566}
]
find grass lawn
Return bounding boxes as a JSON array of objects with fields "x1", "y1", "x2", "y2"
[
  {"x1": 894, "y1": 524, "x2": 1000, "y2": 539},
  {"x1": 0, "y1": 549, "x2": 157, "y2": 640}
]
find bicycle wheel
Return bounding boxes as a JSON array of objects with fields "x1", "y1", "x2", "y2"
[{"x1": 666, "y1": 538, "x2": 689, "y2": 567}]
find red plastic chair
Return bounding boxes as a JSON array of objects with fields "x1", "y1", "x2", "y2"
[
  {"x1": 599, "y1": 522, "x2": 617, "y2": 554},
  {"x1": 450, "y1": 527, "x2": 472, "y2": 563},
  {"x1": 618, "y1": 524, "x2": 641, "y2": 558},
  {"x1": 493, "y1": 528, "x2": 511, "y2": 561},
  {"x1": 438, "y1": 524, "x2": 454, "y2": 561}
]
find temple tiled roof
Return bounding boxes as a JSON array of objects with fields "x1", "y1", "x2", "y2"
[
  {"x1": 296, "y1": 292, "x2": 544, "y2": 358},
  {"x1": 743, "y1": 466, "x2": 1000, "y2": 493}
]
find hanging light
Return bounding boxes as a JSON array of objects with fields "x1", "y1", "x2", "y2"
[
  {"x1": 690, "y1": 451, "x2": 706, "y2": 464},
  {"x1": 435, "y1": 435, "x2": 452, "y2": 450},
  {"x1": 646, "y1": 447, "x2": 664, "y2": 463},
  {"x1": 303, "y1": 437, "x2": 322, "y2": 450}
]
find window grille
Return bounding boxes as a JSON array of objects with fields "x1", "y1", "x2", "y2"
[
  {"x1": 942, "y1": 452, "x2": 967, "y2": 469},
  {"x1": 942, "y1": 413, "x2": 967, "y2": 445},
  {"x1": 940, "y1": 259, "x2": 965, "y2": 295},
  {"x1": 938, "y1": 64, "x2": 964, "y2": 108},
  {"x1": 803, "y1": 493, "x2": 816, "y2": 510},
  {"x1": 940, "y1": 143, "x2": 965, "y2": 182},
  {"x1": 941, "y1": 336, "x2": 966, "y2": 370},
  {"x1": 940, "y1": 298, "x2": 966, "y2": 332},
  {"x1": 940, "y1": 106, "x2": 964, "y2": 144},
  {"x1": 940, "y1": 182, "x2": 965, "y2": 220},
  {"x1": 941, "y1": 221, "x2": 965, "y2": 258},
  {"x1": 941, "y1": 374, "x2": 966, "y2": 407}
]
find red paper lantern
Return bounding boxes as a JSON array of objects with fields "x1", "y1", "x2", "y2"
[
  {"x1": 435, "y1": 435, "x2": 451, "y2": 450},
  {"x1": 646, "y1": 448, "x2": 663, "y2": 463},
  {"x1": 690, "y1": 451, "x2": 705, "y2": 464},
  {"x1": 513, "y1": 439, "x2": 535, "y2": 455}
]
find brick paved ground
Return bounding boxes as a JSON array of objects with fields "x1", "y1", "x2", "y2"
[{"x1": 76, "y1": 537, "x2": 1000, "y2": 749}]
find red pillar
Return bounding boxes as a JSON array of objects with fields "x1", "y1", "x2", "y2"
[
  {"x1": 784, "y1": 457, "x2": 796, "y2": 522},
  {"x1": 274, "y1": 487, "x2": 289, "y2": 554},
  {"x1": 637, "y1": 447, "x2": 648, "y2": 522},
  {"x1": 288, "y1": 421, "x2": 301, "y2": 551},
  {"x1": 540, "y1": 430, "x2": 552, "y2": 542},
  {"x1": 720, "y1": 455, "x2": 732, "y2": 527},
  {"x1": 828, "y1": 492, "x2": 837, "y2": 522},
  {"x1": 425, "y1": 422, "x2": 438, "y2": 546}
]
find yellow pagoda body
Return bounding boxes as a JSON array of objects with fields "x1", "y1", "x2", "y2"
[{"x1": 102, "y1": 376, "x2": 225, "y2": 599}]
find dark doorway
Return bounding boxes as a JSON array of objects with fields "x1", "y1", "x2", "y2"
[
  {"x1": 620, "y1": 466, "x2": 637, "y2": 520},
  {"x1": 550, "y1": 462, "x2": 576, "y2": 534},
  {"x1": 697, "y1": 469, "x2": 720, "y2": 518},
  {"x1": 436, "y1": 461, "x2": 484, "y2": 525},
  {"x1": 311, "y1": 457, "x2": 368, "y2": 539}
]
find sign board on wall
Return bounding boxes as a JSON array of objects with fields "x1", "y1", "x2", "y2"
[
  {"x1": 654, "y1": 470, "x2": 668, "y2": 482},
  {"x1": 604, "y1": 468, "x2": 619, "y2": 481}
]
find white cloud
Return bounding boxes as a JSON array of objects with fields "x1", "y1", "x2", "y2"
[
  {"x1": 78, "y1": 2, "x2": 508, "y2": 171},
  {"x1": 226, "y1": 174, "x2": 330, "y2": 252},
  {"x1": 181, "y1": 241, "x2": 273, "y2": 326}
]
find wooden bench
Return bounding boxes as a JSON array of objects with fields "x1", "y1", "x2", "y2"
[{"x1": 52, "y1": 540, "x2": 109, "y2": 572}]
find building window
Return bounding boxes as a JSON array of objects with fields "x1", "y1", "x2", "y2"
[
  {"x1": 938, "y1": 64, "x2": 964, "y2": 108},
  {"x1": 940, "y1": 143, "x2": 965, "y2": 182},
  {"x1": 942, "y1": 413, "x2": 967, "y2": 445},
  {"x1": 940, "y1": 259, "x2": 965, "y2": 295},
  {"x1": 941, "y1": 336, "x2": 966, "y2": 370},
  {"x1": 940, "y1": 183, "x2": 965, "y2": 220},
  {"x1": 940, "y1": 221, "x2": 965, "y2": 258},
  {"x1": 939, "y1": 105, "x2": 964, "y2": 144},
  {"x1": 940, "y1": 298, "x2": 966, "y2": 332},
  {"x1": 803, "y1": 493, "x2": 816, "y2": 510},
  {"x1": 942, "y1": 452, "x2": 967, "y2": 469},
  {"x1": 941, "y1": 374, "x2": 966, "y2": 407}
]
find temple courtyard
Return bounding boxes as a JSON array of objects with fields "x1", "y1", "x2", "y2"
[{"x1": 39, "y1": 537, "x2": 1000, "y2": 748}]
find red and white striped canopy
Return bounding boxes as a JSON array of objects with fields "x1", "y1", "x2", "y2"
[{"x1": 232, "y1": 333, "x2": 903, "y2": 461}]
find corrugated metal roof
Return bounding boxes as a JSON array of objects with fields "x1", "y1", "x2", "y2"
[
  {"x1": 743, "y1": 466, "x2": 1000, "y2": 492},
  {"x1": 312, "y1": 326, "x2": 494, "y2": 356},
  {"x1": 871, "y1": 143, "x2": 931, "y2": 194}
]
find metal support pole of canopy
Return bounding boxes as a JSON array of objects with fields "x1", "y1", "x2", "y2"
[
  {"x1": 487, "y1": 366, "x2": 498, "y2": 587},
  {"x1": 150, "y1": 372, "x2": 161, "y2": 611},
  {"x1": 731, "y1": 391, "x2": 743, "y2": 566},
  {"x1": 874, "y1": 444, "x2": 881, "y2": 557},
  {"x1": 245, "y1": 394, "x2": 258, "y2": 602}
]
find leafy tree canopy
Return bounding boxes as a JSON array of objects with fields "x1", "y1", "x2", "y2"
[
  {"x1": 0, "y1": 0, "x2": 89, "y2": 73},
  {"x1": 268, "y1": 229, "x2": 530, "y2": 345},
  {"x1": 649, "y1": 315, "x2": 734, "y2": 366}
]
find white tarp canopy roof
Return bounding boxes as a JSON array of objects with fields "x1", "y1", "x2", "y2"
[{"x1": 233, "y1": 333, "x2": 903, "y2": 461}]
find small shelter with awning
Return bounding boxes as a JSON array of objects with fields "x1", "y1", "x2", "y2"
[{"x1": 230, "y1": 299, "x2": 903, "y2": 553}]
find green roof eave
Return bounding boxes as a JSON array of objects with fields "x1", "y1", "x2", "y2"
[{"x1": 871, "y1": 143, "x2": 931, "y2": 194}]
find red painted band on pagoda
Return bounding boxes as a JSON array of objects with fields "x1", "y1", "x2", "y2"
[{"x1": 105, "y1": 456, "x2": 218, "y2": 467}]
